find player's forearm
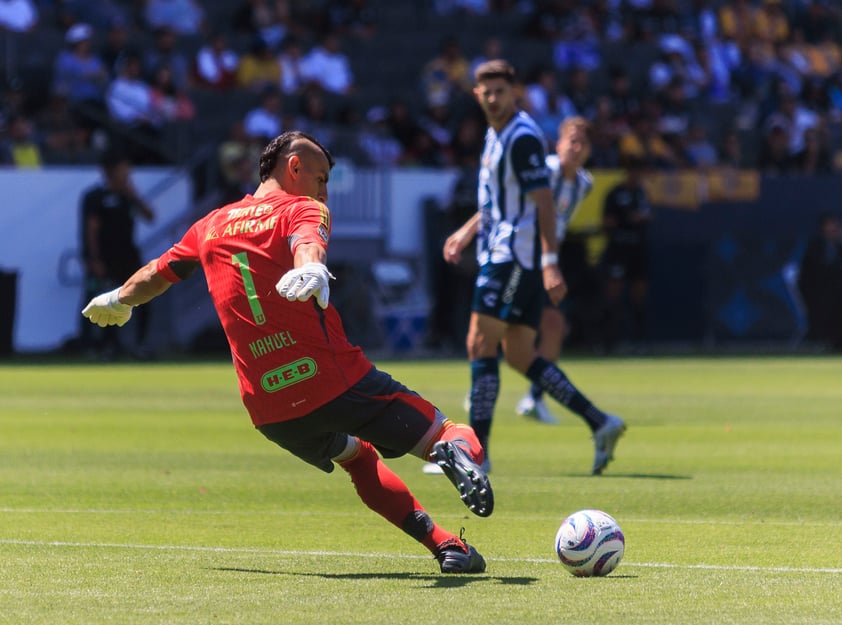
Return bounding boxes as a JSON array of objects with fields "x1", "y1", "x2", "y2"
[
  {"x1": 118, "y1": 259, "x2": 173, "y2": 306},
  {"x1": 293, "y1": 242, "x2": 327, "y2": 268},
  {"x1": 452, "y1": 212, "x2": 480, "y2": 247},
  {"x1": 461, "y1": 212, "x2": 480, "y2": 240}
]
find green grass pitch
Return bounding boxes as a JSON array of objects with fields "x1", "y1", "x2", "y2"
[{"x1": 1, "y1": 356, "x2": 840, "y2": 624}]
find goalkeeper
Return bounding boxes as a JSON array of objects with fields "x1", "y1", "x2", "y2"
[{"x1": 82, "y1": 131, "x2": 492, "y2": 574}]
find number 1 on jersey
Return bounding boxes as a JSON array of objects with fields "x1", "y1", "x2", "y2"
[{"x1": 232, "y1": 252, "x2": 266, "y2": 325}]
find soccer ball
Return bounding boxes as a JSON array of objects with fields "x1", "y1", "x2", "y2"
[{"x1": 554, "y1": 509, "x2": 625, "y2": 577}]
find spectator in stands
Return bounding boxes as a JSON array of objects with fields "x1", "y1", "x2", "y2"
[
  {"x1": 618, "y1": 111, "x2": 682, "y2": 169},
  {"x1": 719, "y1": 128, "x2": 747, "y2": 169},
  {"x1": 758, "y1": 115, "x2": 795, "y2": 175},
  {"x1": 105, "y1": 52, "x2": 161, "y2": 163},
  {"x1": 791, "y1": 125, "x2": 832, "y2": 175},
  {"x1": 551, "y1": 8, "x2": 601, "y2": 73},
  {"x1": 449, "y1": 112, "x2": 484, "y2": 168},
  {"x1": 692, "y1": 33, "x2": 741, "y2": 104},
  {"x1": 0, "y1": 0, "x2": 37, "y2": 32},
  {"x1": 753, "y1": 0, "x2": 790, "y2": 51},
  {"x1": 0, "y1": 113, "x2": 42, "y2": 167},
  {"x1": 470, "y1": 35, "x2": 503, "y2": 77},
  {"x1": 649, "y1": 34, "x2": 707, "y2": 101},
  {"x1": 237, "y1": 37, "x2": 282, "y2": 93},
  {"x1": 99, "y1": 16, "x2": 132, "y2": 78},
  {"x1": 233, "y1": 0, "x2": 292, "y2": 50},
  {"x1": 417, "y1": 93, "x2": 456, "y2": 157},
  {"x1": 718, "y1": 0, "x2": 757, "y2": 51},
  {"x1": 657, "y1": 77, "x2": 692, "y2": 141},
  {"x1": 385, "y1": 97, "x2": 422, "y2": 154},
  {"x1": 357, "y1": 106, "x2": 403, "y2": 167},
  {"x1": 325, "y1": 0, "x2": 378, "y2": 40},
  {"x1": 299, "y1": 32, "x2": 354, "y2": 96},
  {"x1": 143, "y1": 26, "x2": 191, "y2": 92},
  {"x1": 194, "y1": 31, "x2": 239, "y2": 91},
  {"x1": 794, "y1": 0, "x2": 842, "y2": 45},
  {"x1": 106, "y1": 52, "x2": 155, "y2": 128},
  {"x1": 827, "y1": 70, "x2": 842, "y2": 122},
  {"x1": 800, "y1": 77, "x2": 829, "y2": 115},
  {"x1": 522, "y1": 64, "x2": 568, "y2": 144},
  {"x1": 776, "y1": 89, "x2": 821, "y2": 156},
  {"x1": 243, "y1": 85, "x2": 284, "y2": 141},
  {"x1": 277, "y1": 35, "x2": 306, "y2": 95},
  {"x1": 798, "y1": 211, "x2": 842, "y2": 351},
  {"x1": 522, "y1": 0, "x2": 573, "y2": 40},
  {"x1": 144, "y1": 0, "x2": 205, "y2": 37},
  {"x1": 218, "y1": 119, "x2": 262, "y2": 189},
  {"x1": 150, "y1": 64, "x2": 196, "y2": 124},
  {"x1": 560, "y1": 66, "x2": 597, "y2": 121},
  {"x1": 403, "y1": 127, "x2": 450, "y2": 168},
  {"x1": 684, "y1": 122, "x2": 719, "y2": 169},
  {"x1": 683, "y1": 0, "x2": 719, "y2": 44},
  {"x1": 589, "y1": 96, "x2": 621, "y2": 168},
  {"x1": 0, "y1": 78, "x2": 25, "y2": 128},
  {"x1": 219, "y1": 150, "x2": 258, "y2": 206},
  {"x1": 292, "y1": 85, "x2": 335, "y2": 150},
  {"x1": 605, "y1": 66, "x2": 640, "y2": 134},
  {"x1": 37, "y1": 91, "x2": 90, "y2": 163},
  {"x1": 52, "y1": 23, "x2": 109, "y2": 119},
  {"x1": 420, "y1": 36, "x2": 473, "y2": 110}
]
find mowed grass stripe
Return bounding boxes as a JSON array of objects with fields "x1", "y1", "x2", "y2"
[
  {"x1": 3, "y1": 507, "x2": 842, "y2": 528},
  {"x1": 3, "y1": 539, "x2": 841, "y2": 575}
]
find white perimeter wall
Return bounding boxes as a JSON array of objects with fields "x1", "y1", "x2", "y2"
[{"x1": 0, "y1": 167, "x2": 192, "y2": 352}]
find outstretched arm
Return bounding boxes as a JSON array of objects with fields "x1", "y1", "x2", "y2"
[
  {"x1": 118, "y1": 258, "x2": 174, "y2": 305},
  {"x1": 81, "y1": 258, "x2": 173, "y2": 327}
]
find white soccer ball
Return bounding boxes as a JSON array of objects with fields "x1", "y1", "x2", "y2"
[{"x1": 554, "y1": 509, "x2": 625, "y2": 577}]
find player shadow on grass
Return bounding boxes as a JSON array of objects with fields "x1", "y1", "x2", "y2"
[
  {"x1": 212, "y1": 567, "x2": 537, "y2": 587},
  {"x1": 563, "y1": 472, "x2": 692, "y2": 479}
]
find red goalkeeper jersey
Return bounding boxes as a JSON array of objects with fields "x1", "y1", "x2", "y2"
[{"x1": 156, "y1": 189, "x2": 371, "y2": 425}]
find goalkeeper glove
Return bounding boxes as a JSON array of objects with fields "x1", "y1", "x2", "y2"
[
  {"x1": 81, "y1": 287, "x2": 133, "y2": 327},
  {"x1": 275, "y1": 262, "x2": 335, "y2": 309}
]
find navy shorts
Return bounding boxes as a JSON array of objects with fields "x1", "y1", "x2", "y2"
[
  {"x1": 257, "y1": 366, "x2": 442, "y2": 473},
  {"x1": 472, "y1": 261, "x2": 544, "y2": 329}
]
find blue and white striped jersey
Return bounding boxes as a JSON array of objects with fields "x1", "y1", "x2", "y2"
[
  {"x1": 476, "y1": 111, "x2": 551, "y2": 269},
  {"x1": 545, "y1": 153, "x2": 594, "y2": 242}
]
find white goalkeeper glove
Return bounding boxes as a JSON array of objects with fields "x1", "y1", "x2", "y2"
[
  {"x1": 275, "y1": 262, "x2": 335, "y2": 309},
  {"x1": 81, "y1": 287, "x2": 133, "y2": 327}
]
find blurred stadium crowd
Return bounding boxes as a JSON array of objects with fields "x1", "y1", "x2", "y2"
[{"x1": 2, "y1": 0, "x2": 842, "y2": 186}]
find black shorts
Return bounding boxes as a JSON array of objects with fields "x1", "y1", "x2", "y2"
[
  {"x1": 471, "y1": 261, "x2": 544, "y2": 329},
  {"x1": 257, "y1": 366, "x2": 443, "y2": 473}
]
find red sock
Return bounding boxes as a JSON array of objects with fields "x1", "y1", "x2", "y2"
[
  {"x1": 339, "y1": 440, "x2": 457, "y2": 553},
  {"x1": 428, "y1": 422, "x2": 485, "y2": 465}
]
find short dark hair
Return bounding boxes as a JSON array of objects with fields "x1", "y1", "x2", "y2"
[
  {"x1": 258, "y1": 130, "x2": 335, "y2": 182},
  {"x1": 473, "y1": 59, "x2": 516, "y2": 85}
]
